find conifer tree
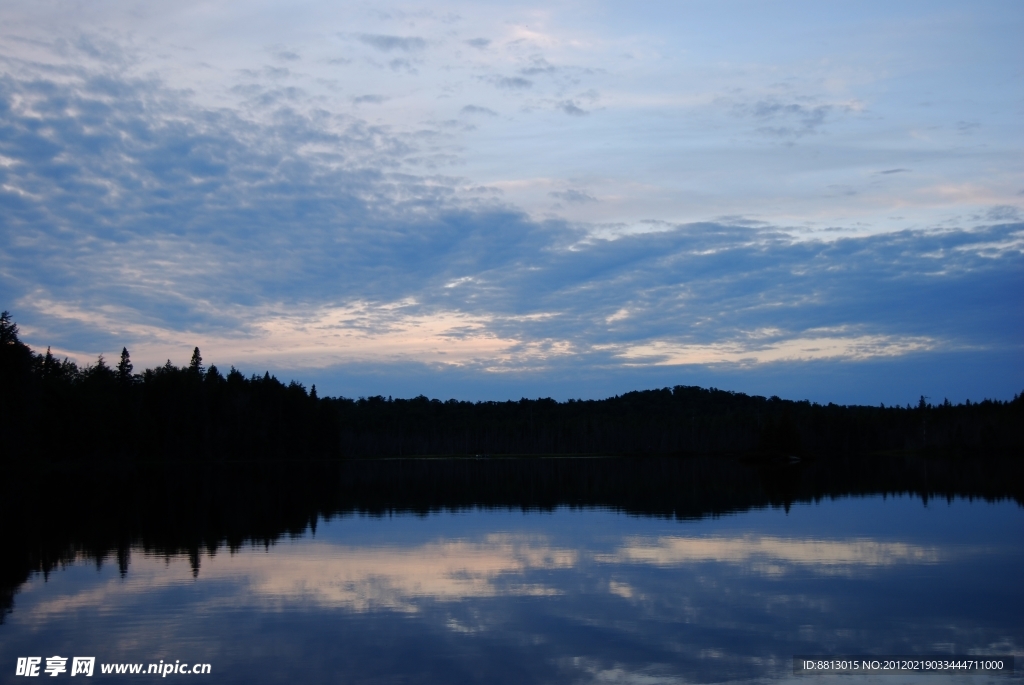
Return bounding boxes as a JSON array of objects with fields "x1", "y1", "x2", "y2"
[
  {"x1": 117, "y1": 347, "x2": 133, "y2": 384},
  {"x1": 0, "y1": 310, "x2": 18, "y2": 346},
  {"x1": 84, "y1": 354, "x2": 116, "y2": 387},
  {"x1": 189, "y1": 347, "x2": 204, "y2": 375},
  {"x1": 42, "y1": 347, "x2": 56, "y2": 376}
]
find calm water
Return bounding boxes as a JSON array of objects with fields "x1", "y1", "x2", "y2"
[{"x1": 3, "y1": 489, "x2": 1022, "y2": 684}]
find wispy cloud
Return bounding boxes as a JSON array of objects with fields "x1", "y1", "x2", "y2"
[
  {"x1": 739, "y1": 100, "x2": 840, "y2": 138},
  {"x1": 352, "y1": 93, "x2": 388, "y2": 104},
  {"x1": 558, "y1": 100, "x2": 587, "y2": 116},
  {"x1": 357, "y1": 34, "x2": 427, "y2": 53},
  {"x1": 549, "y1": 189, "x2": 597, "y2": 203},
  {"x1": 461, "y1": 104, "x2": 497, "y2": 116},
  {"x1": 491, "y1": 76, "x2": 532, "y2": 90},
  {"x1": 520, "y1": 57, "x2": 558, "y2": 76}
]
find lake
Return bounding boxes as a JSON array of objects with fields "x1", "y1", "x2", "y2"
[{"x1": 2, "y1": 457, "x2": 1021, "y2": 683}]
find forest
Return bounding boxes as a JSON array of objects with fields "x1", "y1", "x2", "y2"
[{"x1": 2, "y1": 311, "x2": 1022, "y2": 463}]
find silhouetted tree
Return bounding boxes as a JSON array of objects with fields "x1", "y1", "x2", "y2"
[
  {"x1": 87, "y1": 355, "x2": 115, "y2": 382},
  {"x1": 41, "y1": 347, "x2": 56, "y2": 376},
  {"x1": 189, "y1": 347, "x2": 203, "y2": 375},
  {"x1": 117, "y1": 347, "x2": 133, "y2": 385},
  {"x1": 0, "y1": 311, "x2": 19, "y2": 346},
  {"x1": 0, "y1": 311, "x2": 35, "y2": 459}
]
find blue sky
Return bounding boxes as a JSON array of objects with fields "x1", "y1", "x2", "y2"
[{"x1": 1, "y1": 0, "x2": 1021, "y2": 404}]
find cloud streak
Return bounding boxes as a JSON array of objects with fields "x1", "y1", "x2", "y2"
[{"x1": 357, "y1": 34, "x2": 427, "y2": 53}]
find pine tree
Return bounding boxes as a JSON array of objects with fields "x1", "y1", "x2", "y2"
[
  {"x1": 86, "y1": 355, "x2": 116, "y2": 385},
  {"x1": 0, "y1": 310, "x2": 19, "y2": 346},
  {"x1": 117, "y1": 347, "x2": 133, "y2": 384},
  {"x1": 189, "y1": 347, "x2": 203, "y2": 375},
  {"x1": 42, "y1": 346, "x2": 56, "y2": 376}
]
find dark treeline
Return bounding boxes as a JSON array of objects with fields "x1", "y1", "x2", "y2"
[
  {"x1": 2, "y1": 311, "x2": 1023, "y2": 461},
  {"x1": 1, "y1": 312, "x2": 338, "y2": 461},
  {"x1": 3, "y1": 453, "x2": 1023, "y2": 623}
]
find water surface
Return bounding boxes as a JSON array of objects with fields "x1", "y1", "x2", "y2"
[{"x1": 3, "y1": 485, "x2": 1022, "y2": 684}]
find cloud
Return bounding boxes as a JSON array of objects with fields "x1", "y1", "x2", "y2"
[
  {"x1": 461, "y1": 105, "x2": 497, "y2": 116},
  {"x1": 737, "y1": 99, "x2": 849, "y2": 138},
  {"x1": 357, "y1": 34, "x2": 427, "y2": 53},
  {"x1": 520, "y1": 57, "x2": 558, "y2": 76},
  {"x1": 878, "y1": 168, "x2": 910, "y2": 175},
  {"x1": 464, "y1": 38, "x2": 490, "y2": 49},
  {"x1": 260, "y1": 66, "x2": 291, "y2": 79},
  {"x1": 352, "y1": 94, "x2": 388, "y2": 104},
  {"x1": 231, "y1": 84, "x2": 306, "y2": 108},
  {"x1": 558, "y1": 100, "x2": 588, "y2": 116},
  {"x1": 388, "y1": 58, "x2": 416, "y2": 74},
  {"x1": 984, "y1": 205, "x2": 1020, "y2": 222},
  {"x1": 609, "y1": 332, "x2": 938, "y2": 366},
  {"x1": 549, "y1": 189, "x2": 597, "y2": 203},
  {"x1": 492, "y1": 76, "x2": 532, "y2": 90},
  {"x1": 60, "y1": 34, "x2": 134, "y2": 68}
]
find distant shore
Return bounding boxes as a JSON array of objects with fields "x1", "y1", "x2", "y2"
[{"x1": 3, "y1": 311, "x2": 1023, "y2": 463}]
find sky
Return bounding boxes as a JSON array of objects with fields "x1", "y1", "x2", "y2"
[{"x1": 1, "y1": 0, "x2": 1022, "y2": 405}]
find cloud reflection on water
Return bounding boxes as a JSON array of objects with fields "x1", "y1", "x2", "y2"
[
  {"x1": 6, "y1": 501, "x2": 1022, "y2": 685},
  {"x1": 214, "y1": 534, "x2": 577, "y2": 611},
  {"x1": 599, "y1": 535, "x2": 947, "y2": 577},
  {"x1": 21, "y1": 531, "x2": 956, "y2": 622}
]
